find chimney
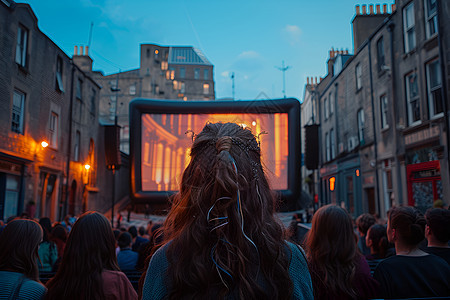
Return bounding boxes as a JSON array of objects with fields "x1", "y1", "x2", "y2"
[
  {"x1": 383, "y1": 4, "x2": 388, "y2": 14},
  {"x1": 80, "y1": 46, "x2": 84, "y2": 56},
  {"x1": 72, "y1": 45, "x2": 93, "y2": 72},
  {"x1": 85, "y1": 46, "x2": 89, "y2": 56},
  {"x1": 74, "y1": 46, "x2": 78, "y2": 55},
  {"x1": 376, "y1": 4, "x2": 381, "y2": 14},
  {"x1": 356, "y1": 5, "x2": 360, "y2": 15},
  {"x1": 362, "y1": 5, "x2": 367, "y2": 15},
  {"x1": 315, "y1": 77, "x2": 318, "y2": 84},
  {"x1": 352, "y1": 3, "x2": 390, "y2": 52},
  {"x1": 307, "y1": 77, "x2": 310, "y2": 85},
  {"x1": 391, "y1": 4, "x2": 396, "y2": 12},
  {"x1": 369, "y1": 4, "x2": 374, "y2": 15}
]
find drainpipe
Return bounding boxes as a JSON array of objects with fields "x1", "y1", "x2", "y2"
[
  {"x1": 368, "y1": 40, "x2": 381, "y2": 215},
  {"x1": 62, "y1": 63, "x2": 75, "y2": 220},
  {"x1": 387, "y1": 21, "x2": 403, "y2": 209}
]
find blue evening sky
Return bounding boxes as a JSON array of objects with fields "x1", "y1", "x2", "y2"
[{"x1": 19, "y1": 0, "x2": 395, "y2": 101}]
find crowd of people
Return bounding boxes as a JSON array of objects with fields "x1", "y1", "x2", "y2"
[{"x1": 0, "y1": 122, "x2": 449, "y2": 299}]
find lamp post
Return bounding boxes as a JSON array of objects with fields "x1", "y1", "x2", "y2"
[{"x1": 109, "y1": 72, "x2": 120, "y2": 227}]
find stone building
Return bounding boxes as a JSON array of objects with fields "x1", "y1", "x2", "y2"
[
  {"x1": 303, "y1": 1, "x2": 450, "y2": 217},
  {"x1": 0, "y1": 1, "x2": 101, "y2": 221},
  {"x1": 95, "y1": 44, "x2": 215, "y2": 154}
]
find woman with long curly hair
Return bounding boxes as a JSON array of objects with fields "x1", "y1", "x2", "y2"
[
  {"x1": 374, "y1": 206, "x2": 450, "y2": 298},
  {"x1": 142, "y1": 122, "x2": 313, "y2": 300},
  {"x1": 45, "y1": 211, "x2": 137, "y2": 300},
  {"x1": 305, "y1": 205, "x2": 378, "y2": 299},
  {"x1": 0, "y1": 219, "x2": 46, "y2": 299}
]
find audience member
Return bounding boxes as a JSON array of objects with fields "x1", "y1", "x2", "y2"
[
  {"x1": 141, "y1": 122, "x2": 313, "y2": 299},
  {"x1": 38, "y1": 217, "x2": 58, "y2": 272},
  {"x1": 50, "y1": 224, "x2": 67, "y2": 272},
  {"x1": 365, "y1": 224, "x2": 393, "y2": 260},
  {"x1": 45, "y1": 211, "x2": 137, "y2": 300},
  {"x1": 423, "y1": 208, "x2": 450, "y2": 264},
  {"x1": 374, "y1": 206, "x2": 450, "y2": 298},
  {"x1": 128, "y1": 225, "x2": 148, "y2": 252},
  {"x1": 0, "y1": 219, "x2": 47, "y2": 299},
  {"x1": 355, "y1": 213, "x2": 376, "y2": 256},
  {"x1": 306, "y1": 204, "x2": 378, "y2": 299},
  {"x1": 117, "y1": 232, "x2": 138, "y2": 271}
]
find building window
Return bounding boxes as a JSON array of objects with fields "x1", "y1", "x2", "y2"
[
  {"x1": 90, "y1": 89, "x2": 96, "y2": 114},
  {"x1": 426, "y1": 59, "x2": 443, "y2": 117},
  {"x1": 203, "y1": 83, "x2": 209, "y2": 94},
  {"x1": 180, "y1": 82, "x2": 185, "y2": 94},
  {"x1": 325, "y1": 132, "x2": 330, "y2": 161},
  {"x1": 424, "y1": 0, "x2": 438, "y2": 38},
  {"x1": 403, "y1": 2, "x2": 416, "y2": 53},
  {"x1": 324, "y1": 97, "x2": 328, "y2": 120},
  {"x1": 405, "y1": 72, "x2": 420, "y2": 125},
  {"x1": 161, "y1": 61, "x2": 168, "y2": 71},
  {"x1": 377, "y1": 37, "x2": 385, "y2": 72},
  {"x1": 15, "y1": 25, "x2": 28, "y2": 67},
  {"x1": 166, "y1": 68, "x2": 175, "y2": 80},
  {"x1": 76, "y1": 78, "x2": 83, "y2": 99},
  {"x1": 55, "y1": 56, "x2": 64, "y2": 92},
  {"x1": 357, "y1": 109, "x2": 365, "y2": 144},
  {"x1": 74, "y1": 131, "x2": 80, "y2": 161},
  {"x1": 329, "y1": 92, "x2": 334, "y2": 115},
  {"x1": 355, "y1": 64, "x2": 362, "y2": 90},
  {"x1": 129, "y1": 85, "x2": 136, "y2": 95},
  {"x1": 179, "y1": 67, "x2": 185, "y2": 78},
  {"x1": 380, "y1": 95, "x2": 389, "y2": 129},
  {"x1": 49, "y1": 112, "x2": 59, "y2": 148},
  {"x1": 194, "y1": 68, "x2": 200, "y2": 80},
  {"x1": 330, "y1": 128, "x2": 336, "y2": 159},
  {"x1": 204, "y1": 69, "x2": 209, "y2": 80},
  {"x1": 11, "y1": 90, "x2": 25, "y2": 134}
]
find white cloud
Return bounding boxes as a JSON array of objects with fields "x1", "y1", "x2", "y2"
[
  {"x1": 282, "y1": 25, "x2": 302, "y2": 45},
  {"x1": 221, "y1": 71, "x2": 230, "y2": 78},
  {"x1": 238, "y1": 50, "x2": 261, "y2": 59}
]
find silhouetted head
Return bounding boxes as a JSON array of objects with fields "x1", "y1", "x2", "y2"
[
  {"x1": 425, "y1": 208, "x2": 450, "y2": 243},
  {"x1": 356, "y1": 213, "x2": 376, "y2": 235},
  {"x1": 387, "y1": 206, "x2": 426, "y2": 247}
]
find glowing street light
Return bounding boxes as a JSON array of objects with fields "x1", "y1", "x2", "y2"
[
  {"x1": 41, "y1": 141, "x2": 49, "y2": 148},
  {"x1": 84, "y1": 164, "x2": 91, "y2": 170}
]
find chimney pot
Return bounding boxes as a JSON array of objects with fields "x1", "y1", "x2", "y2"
[
  {"x1": 369, "y1": 4, "x2": 374, "y2": 14},
  {"x1": 315, "y1": 77, "x2": 318, "y2": 84},
  {"x1": 383, "y1": 4, "x2": 387, "y2": 14},
  {"x1": 356, "y1": 5, "x2": 360, "y2": 15},
  {"x1": 307, "y1": 77, "x2": 310, "y2": 84},
  {"x1": 362, "y1": 5, "x2": 367, "y2": 15},
  {"x1": 376, "y1": 4, "x2": 381, "y2": 14},
  {"x1": 80, "y1": 46, "x2": 84, "y2": 55},
  {"x1": 74, "y1": 45, "x2": 78, "y2": 55},
  {"x1": 391, "y1": 4, "x2": 396, "y2": 12},
  {"x1": 85, "y1": 46, "x2": 89, "y2": 56}
]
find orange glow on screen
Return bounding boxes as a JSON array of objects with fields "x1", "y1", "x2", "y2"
[{"x1": 141, "y1": 113, "x2": 289, "y2": 191}]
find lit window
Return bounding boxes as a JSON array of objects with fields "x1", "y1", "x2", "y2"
[
  {"x1": 380, "y1": 95, "x2": 388, "y2": 129},
  {"x1": 56, "y1": 56, "x2": 64, "y2": 92},
  {"x1": 194, "y1": 68, "x2": 200, "y2": 80},
  {"x1": 357, "y1": 109, "x2": 365, "y2": 144},
  {"x1": 15, "y1": 25, "x2": 28, "y2": 67},
  {"x1": 161, "y1": 61, "x2": 168, "y2": 70},
  {"x1": 426, "y1": 59, "x2": 443, "y2": 117},
  {"x1": 49, "y1": 112, "x2": 59, "y2": 148},
  {"x1": 403, "y1": 2, "x2": 416, "y2": 53},
  {"x1": 377, "y1": 37, "x2": 385, "y2": 72},
  {"x1": 129, "y1": 85, "x2": 136, "y2": 95},
  {"x1": 204, "y1": 69, "x2": 209, "y2": 80},
  {"x1": 425, "y1": 0, "x2": 438, "y2": 38},
  {"x1": 179, "y1": 67, "x2": 185, "y2": 78},
  {"x1": 356, "y1": 63, "x2": 362, "y2": 90},
  {"x1": 11, "y1": 90, "x2": 25, "y2": 134},
  {"x1": 405, "y1": 72, "x2": 420, "y2": 125},
  {"x1": 166, "y1": 68, "x2": 175, "y2": 80},
  {"x1": 203, "y1": 83, "x2": 209, "y2": 94}
]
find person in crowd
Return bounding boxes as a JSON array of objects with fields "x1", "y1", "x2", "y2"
[
  {"x1": 139, "y1": 225, "x2": 150, "y2": 240},
  {"x1": 355, "y1": 213, "x2": 376, "y2": 256},
  {"x1": 128, "y1": 225, "x2": 149, "y2": 252},
  {"x1": 0, "y1": 219, "x2": 47, "y2": 299},
  {"x1": 365, "y1": 224, "x2": 394, "y2": 260},
  {"x1": 45, "y1": 211, "x2": 137, "y2": 300},
  {"x1": 114, "y1": 229, "x2": 121, "y2": 256},
  {"x1": 38, "y1": 217, "x2": 58, "y2": 272},
  {"x1": 374, "y1": 206, "x2": 450, "y2": 298},
  {"x1": 423, "y1": 208, "x2": 450, "y2": 264},
  {"x1": 117, "y1": 232, "x2": 139, "y2": 271},
  {"x1": 142, "y1": 122, "x2": 313, "y2": 300},
  {"x1": 306, "y1": 204, "x2": 378, "y2": 299},
  {"x1": 50, "y1": 224, "x2": 67, "y2": 272}
]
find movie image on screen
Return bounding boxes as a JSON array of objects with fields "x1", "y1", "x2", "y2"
[{"x1": 129, "y1": 98, "x2": 301, "y2": 206}]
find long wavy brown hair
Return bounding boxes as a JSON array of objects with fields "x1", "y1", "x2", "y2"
[
  {"x1": 162, "y1": 122, "x2": 293, "y2": 299},
  {"x1": 45, "y1": 211, "x2": 120, "y2": 300},
  {"x1": 305, "y1": 204, "x2": 358, "y2": 298},
  {"x1": 0, "y1": 219, "x2": 43, "y2": 281}
]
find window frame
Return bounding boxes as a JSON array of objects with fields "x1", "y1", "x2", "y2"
[
  {"x1": 380, "y1": 94, "x2": 389, "y2": 129},
  {"x1": 405, "y1": 72, "x2": 421, "y2": 126},
  {"x1": 204, "y1": 69, "x2": 209, "y2": 80},
  {"x1": 49, "y1": 112, "x2": 59, "y2": 149},
  {"x1": 15, "y1": 25, "x2": 28, "y2": 68},
  {"x1": 203, "y1": 83, "x2": 209, "y2": 95},
  {"x1": 426, "y1": 59, "x2": 443, "y2": 118},
  {"x1": 179, "y1": 67, "x2": 186, "y2": 79},
  {"x1": 324, "y1": 97, "x2": 328, "y2": 120},
  {"x1": 194, "y1": 68, "x2": 200, "y2": 80},
  {"x1": 355, "y1": 63, "x2": 362, "y2": 91},
  {"x1": 325, "y1": 132, "x2": 330, "y2": 161},
  {"x1": 377, "y1": 37, "x2": 385, "y2": 72},
  {"x1": 330, "y1": 128, "x2": 336, "y2": 159},
  {"x1": 74, "y1": 130, "x2": 81, "y2": 162},
  {"x1": 329, "y1": 92, "x2": 334, "y2": 116},
  {"x1": 357, "y1": 109, "x2": 365, "y2": 144},
  {"x1": 424, "y1": 0, "x2": 438, "y2": 39},
  {"x1": 403, "y1": 2, "x2": 416, "y2": 53},
  {"x1": 11, "y1": 90, "x2": 25, "y2": 134},
  {"x1": 55, "y1": 56, "x2": 64, "y2": 92}
]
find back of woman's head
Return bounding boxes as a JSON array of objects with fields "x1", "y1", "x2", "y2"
[
  {"x1": 51, "y1": 224, "x2": 67, "y2": 242},
  {"x1": 164, "y1": 122, "x2": 292, "y2": 299},
  {"x1": 388, "y1": 206, "x2": 426, "y2": 246},
  {"x1": 0, "y1": 219, "x2": 43, "y2": 280},
  {"x1": 356, "y1": 213, "x2": 376, "y2": 235},
  {"x1": 367, "y1": 224, "x2": 388, "y2": 258},
  {"x1": 306, "y1": 205, "x2": 358, "y2": 297},
  {"x1": 46, "y1": 211, "x2": 119, "y2": 300}
]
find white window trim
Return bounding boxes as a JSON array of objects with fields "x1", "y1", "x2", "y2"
[
  {"x1": 325, "y1": 132, "x2": 330, "y2": 161},
  {"x1": 403, "y1": 2, "x2": 416, "y2": 53},
  {"x1": 426, "y1": 59, "x2": 444, "y2": 119},
  {"x1": 324, "y1": 97, "x2": 328, "y2": 120},
  {"x1": 424, "y1": 0, "x2": 438, "y2": 39},
  {"x1": 405, "y1": 73, "x2": 422, "y2": 126},
  {"x1": 330, "y1": 128, "x2": 336, "y2": 159},
  {"x1": 380, "y1": 95, "x2": 389, "y2": 129},
  {"x1": 12, "y1": 90, "x2": 25, "y2": 134},
  {"x1": 15, "y1": 26, "x2": 28, "y2": 67},
  {"x1": 357, "y1": 109, "x2": 365, "y2": 144},
  {"x1": 356, "y1": 64, "x2": 362, "y2": 90},
  {"x1": 49, "y1": 112, "x2": 59, "y2": 149}
]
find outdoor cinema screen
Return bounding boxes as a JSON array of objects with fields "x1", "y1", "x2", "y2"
[{"x1": 130, "y1": 98, "x2": 301, "y2": 206}]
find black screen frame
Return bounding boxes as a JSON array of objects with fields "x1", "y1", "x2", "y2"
[{"x1": 129, "y1": 98, "x2": 301, "y2": 208}]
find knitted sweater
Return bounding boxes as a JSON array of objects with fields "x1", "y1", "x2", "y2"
[
  {"x1": 142, "y1": 241, "x2": 314, "y2": 300},
  {"x1": 0, "y1": 271, "x2": 47, "y2": 300}
]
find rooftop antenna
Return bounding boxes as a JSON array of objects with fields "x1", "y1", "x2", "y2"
[
  {"x1": 231, "y1": 72, "x2": 235, "y2": 100},
  {"x1": 276, "y1": 60, "x2": 291, "y2": 98},
  {"x1": 87, "y1": 22, "x2": 94, "y2": 48}
]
